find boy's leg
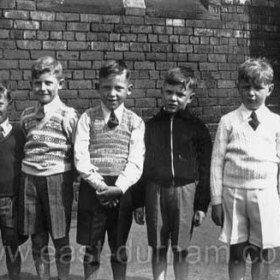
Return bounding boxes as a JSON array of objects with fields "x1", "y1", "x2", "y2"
[
  {"x1": 108, "y1": 207, "x2": 127, "y2": 280},
  {"x1": 5, "y1": 245, "x2": 21, "y2": 280},
  {"x1": 172, "y1": 248, "x2": 189, "y2": 280},
  {"x1": 84, "y1": 243, "x2": 104, "y2": 280},
  {"x1": 31, "y1": 231, "x2": 50, "y2": 280},
  {"x1": 229, "y1": 242, "x2": 249, "y2": 280},
  {"x1": 248, "y1": 245, "x2": 269, "y2": 280},
  {"x1": 152, "y1": 247, "x2": 168, "y2": 280},
  {"x1": 52, "y1": 235, "x2": 72, "y2": 280}
]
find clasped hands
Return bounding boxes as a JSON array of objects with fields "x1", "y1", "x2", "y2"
[{"x1": 96, "y1": 185, "x2": 123, "y2": 208}]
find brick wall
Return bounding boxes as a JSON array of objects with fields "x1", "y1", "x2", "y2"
[{"x1": 0, "y1": 0, "x2": 280, "y2": 136}]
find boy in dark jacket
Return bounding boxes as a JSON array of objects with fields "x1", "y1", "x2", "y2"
[
  {"x1": 136, "y1": 67, "x2": 212, "y2": 280},
  {"x1": 0, "y1": 82, "x2": 27, "y2": 280}
]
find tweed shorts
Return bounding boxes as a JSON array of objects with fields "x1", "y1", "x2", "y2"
[
  {"x1": 145, "y1": 181, "x2": 195, "y2": 251},
  {"x1": 19, "y1": 172, "x2": 74, "y2": 239}
]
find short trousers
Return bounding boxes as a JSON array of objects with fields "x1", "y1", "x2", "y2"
[
  {"x1": 145, "y1": 181, "x2": 195, "y2": 251},
  {"x1": 19, "y1": 172, "x2": 74, "y2": 239},
  {"x1": 220, "y1": 186, "x2": 280, "y2": 249},
  {"x1": 0, "y1": 196, "x2": 27, "y2": 246}
]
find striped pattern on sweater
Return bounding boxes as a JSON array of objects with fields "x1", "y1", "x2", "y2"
[
  {"x1": 21, "y1": 104, "x2": 76, "y2": 176},
  {"x1": 87, "y1": 105, "x2": 141, "y2": 176}
]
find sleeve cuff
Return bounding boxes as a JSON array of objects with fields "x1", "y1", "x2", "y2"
[{"x1": 211, "y1": 195, "x2": 222, "y2": 205}]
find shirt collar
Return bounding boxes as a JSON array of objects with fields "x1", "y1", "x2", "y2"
[
  {"x1": 38, "y1": 95, "x2": 62, "y2": 114},
  {"x1": 101, "y1": 102, "x2": 124, "y2": 123},
  {"x1": 239, "y1": 103, "x2": 268, "y2": 121},
  {"x1": 0, "y1": 118, "x2": 12, "y2": 136}
]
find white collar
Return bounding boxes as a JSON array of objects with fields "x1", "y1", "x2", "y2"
[
  {"x1": 0, "y1": 118, "x2": 12, "y2": 136},
  {"x1": 239, "y1": 103, "x2": 268, "y2": 121},
  {"x1": 37, "y1": 95, "x2": 62, "y2": 114},
  {"x1": 101, "y1": 102, "x2": 124, "y2": 123}
]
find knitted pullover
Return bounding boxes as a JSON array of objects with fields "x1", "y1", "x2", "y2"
[
  {"x1": 211, "y1": 104, "x2": 280, "y2": 205},
  {"x1": 20, "y1": 98, "x2": 79, "y2": 176},
  {"x1": 0, "y1": 124, "x2": 25, "y2": 197}
]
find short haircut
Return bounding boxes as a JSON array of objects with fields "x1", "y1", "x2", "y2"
[
  {"x1": 31, "y1": 56, "x2": 63, "y2": 80},
  {"x1": 164, "y1": 66, "x2": 197, "y2": 89},
  {"x1": 0, "y1": 81, "x2": 11, "y2": 102},
  {"x1": 99, "y1": 60, "x2": 131, "y2": 81},
  {"x1": 238, "y1": 57, "x2": 274, "y2": 85}
]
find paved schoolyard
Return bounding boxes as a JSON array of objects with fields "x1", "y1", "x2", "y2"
[{"x1": 1, "y1": 209, "x2": 280, "y2": 280}]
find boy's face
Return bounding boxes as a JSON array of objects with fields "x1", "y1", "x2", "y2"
[
  {"x1": 32, "y1": 72, "x2": 63, "y2": 105},
  {"x1": 98, "y1": 72, "x2": 132, "y2": 111},
  {"x1": 238, "y1": 79, "x2": 274, "y2": 111},
  {"x1": 0, "y1": 94, "x2": 10, "y2": 124},
  {"x1": 162, "y1": 83, "x2": 194, "y2": 114}
]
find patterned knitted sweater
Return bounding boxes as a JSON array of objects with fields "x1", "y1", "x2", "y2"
[{"x1": 20, "y1": 100, "x2": 78, "y2": 176}]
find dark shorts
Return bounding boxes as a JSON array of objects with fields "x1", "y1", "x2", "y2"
[
  {"x1": 76, "y1": 179, "x2": 120, "y2": 247},
  {"x1": 19, "y1": 172, "x2": 74, "y2": 239},
  {"x1": 0, "y1": 196, "x2": 27, "y2": 246},
  {"x1": 145, "y1": 181, "x2": 195, "y2": 251}
]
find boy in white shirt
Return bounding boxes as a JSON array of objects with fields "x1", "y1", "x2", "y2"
[
  {"x1": 211, "y1": 57, "x2": 280, "y2": 280},
  {"x1": 74, "y1": 60, "x2": 145, "y2": 280}
]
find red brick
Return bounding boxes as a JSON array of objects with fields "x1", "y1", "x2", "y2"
[
  {"x1": 80, "y1": 51, "x2": 103, "y2": 60},
  {"x1": 4, "y1": 11, "x2": 29, "y2": 20},
  {"x1": 41, "y1": 22, "x2": 65, "y2": 31},
  {"x1": 134, "y1": 80, "x2": 155, "y2": 89},
  {"x1": 68, "y1": 80, "x2": 92, "y2": 89},
  {"x1": 173, "y1": 44, "x2": 193, "y2": 53},
  {"x1": 30, "y1": 11, "x2": 55, "y2": 21},
  {"x1": 114, "y1": 43, "x2": 129, "y2": 51},
  {"x1": 67, "y1": 22, "x2": 90, "y2": 32},
  {"x1": 56, "y1": 13, "x2": 80, "y2": 22},
  {"x1": 68, "y1": 61, "x2": 91, "y2": 69},
  {"x1": 43, "y1": 41, "x2": 67, "y2": 50},
  {"x1": 17, "y1": 0, "x2": 35, "y2": 10},
  {"x1": 0, "y1": 40, "x2": 16, "y2": 49},
  {"x1": 135, "y1": 98, "x2": 156, "y2": 107},
  {"x1": 30, "y1": 50, "x2": 55, "y2": 59},
  {"x1": 123, "y1": 16, "x2": 144, "y2": 25},
  {"x1": 0, "y1": 0, "x2": 15, "y2": 8},
  {"x1": 135, "y1": 62, "x2": 155, "y2": 70},
  {"x1": 4, "y1": 50, "x2": 29, "y2": 59},
  {"x1": 14, "y1": 20, "x2": 39, "y2": 30},
  {"x1": 0, "y1": 30, "x2": 10, "y2": 39},
  {"x1": 68, "y1": 41, "x2": 90, "y2": 50},
  {"x1": 17, "y1": 40, "x2": 41, "y2": 50}
]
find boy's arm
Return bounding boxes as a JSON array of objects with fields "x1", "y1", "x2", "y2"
[
  {"x1": 62, "y1": 108, "x2": 79, "y2": 143},
  {"x1": 74, "y1": 112, "x2": 107, "y2": 191},
  {"x1": 114, "y1": 118, "x2": 145, "y2": 193},
  {"x1": 210, "y1": 117, "x2": 228, "y2": 206},
  {"x1": 193, "y1": 121, "x2": 212, "y2": 213}
]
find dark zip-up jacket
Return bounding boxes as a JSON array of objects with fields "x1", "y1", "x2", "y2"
[{"x1": 142, "y1": 107, "x2": 212, "y2": 212}]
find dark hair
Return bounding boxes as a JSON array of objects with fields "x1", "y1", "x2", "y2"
[
  {"x1": 0, "y1": 81, "x2": 11, "y2": 101},
  {"x1": 238, "y1": 57, "x2": 274, "y2": 85},
  {"x1": 164, "y1": 66, "x2": 197, "y2": 89},
  {"x1": 31, "y1": 56, "x2": 63, "y2": 80},
  {"x1": 99, "y1": 60, "x2": 131, "y2": 81}
]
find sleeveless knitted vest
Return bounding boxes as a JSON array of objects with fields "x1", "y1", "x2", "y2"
[{"x1": 88, "y1": 106, "x2": 133, "y2": 176}]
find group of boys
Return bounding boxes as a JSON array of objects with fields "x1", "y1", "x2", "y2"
[{"x1": 0, "y1": 55, "x2": 279, "y2": 280}]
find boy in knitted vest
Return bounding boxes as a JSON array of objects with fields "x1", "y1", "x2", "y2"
[
  {"x1": 74, "y1": 60, "x2": 145, "y2": 280},
  {"x1": 211, "y1": 57, "x2": 280, "y2": 280},
  {"x1": 0, "y1": 82, "x2": 27, "y2": 280},
  {"x1": 19, "y1": 56, "x2": 79, "y2": 280}
]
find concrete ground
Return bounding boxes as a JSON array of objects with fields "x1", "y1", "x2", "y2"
[{"x1": 1, "y1": 210, "x2": 280, "y2": 280}]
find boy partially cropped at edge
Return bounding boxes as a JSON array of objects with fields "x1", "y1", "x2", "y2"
[
  {"x1": 0, "y1": 82, "x2": 27, "y2": 280},
  {"x1": 211, "y1": 58, "x2": 280, "y2": 280}
]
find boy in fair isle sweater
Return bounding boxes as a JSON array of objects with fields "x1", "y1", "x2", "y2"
[
  {"x1": 19, "y1": 56, "x2": 79, "y2": 280},
  {"x1": 0, "y1": 82, "x2": 27, "y2": 280},
  {"x1": 74, "y1": 60, "x2": 145, "y2": 280},
  {"x1": 211, "y1": 58, "x2": 280, "y2": 280}
]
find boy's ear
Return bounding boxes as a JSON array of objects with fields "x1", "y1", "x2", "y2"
[
  {"x1": 188, "y1": 92, "x2": 195, "y2": 104},
  {"x1": 267, "y1": 83, "x2": 274, "y2": 96},
  {"x1": 127, "y1": 83, "x2": 133, "y2": 96},
  {"x1": 58, "y1": 79, "x2": 65, "y2": 89}
]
